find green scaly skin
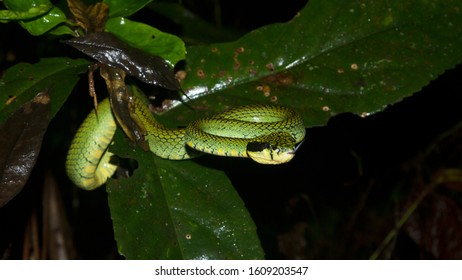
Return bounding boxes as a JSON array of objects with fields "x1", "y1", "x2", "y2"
[
  {"x1": 66, "y1": 96, "x2": 305, "y2": 190},
  {"x1": 185, "y1": 105, "x2": 305, "y2": 158},
  {"x1": 131, "y1": 95, "x2": 193, "y2": 160},
  {"x1": 65, "y1": 99, "x2": 117, "y2": 190}
]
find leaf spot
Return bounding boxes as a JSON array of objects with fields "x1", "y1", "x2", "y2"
[
  {"x1": 6, "y1": 96, "x2": 16, "y2": 105},
  {"x1": 196, "y1": 69, "x2": 206, "y2": 79},
  {"x1": 234, "y1": 61, "x2": 241, "y2": 70},
  {"x1": 235, "y1": 47, "x2": 245, "y2": 53}
]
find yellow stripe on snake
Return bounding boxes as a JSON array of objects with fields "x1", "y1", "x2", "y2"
[{"x1": 66, "y1": 95, "x2": 306, "y2": 190}]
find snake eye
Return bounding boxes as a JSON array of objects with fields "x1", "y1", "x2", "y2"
[{"x1": 247, "y1": 141, "x2": 271, "y2": 152}]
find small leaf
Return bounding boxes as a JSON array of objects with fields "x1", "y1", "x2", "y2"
[
  {"x1": 0, "y1": 3, "x2": 51, "y2": 21},
  {"x1": 0, "y1": 89, "x2": 51, "y2": 207},
  {"x1": 66, "y1": 0, "x2": 89, "y2": 31},
  {"x1": 3, "y1": 0, "x2": 68, "y2": 35},
  {"x1": 67, "y1": 0, "x2": 109, "y2": 33}
]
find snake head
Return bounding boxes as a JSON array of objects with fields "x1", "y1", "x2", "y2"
[{"x1": 246, "y1": 132, "x2": 299, "y2": 164}]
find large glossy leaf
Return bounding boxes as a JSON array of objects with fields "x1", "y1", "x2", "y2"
[
  {"x1": 107, "y1": 129, "x2": 264, "y2": 259},
  {"x1": 171, "y1": 0, "x2": 462, "y2": 128},
  {"x1": 0, "y1": 58, "x2": 91, "y2": 122},
  {"x1": 0, "y1": 89, "x2": 51, "y2": 207}
]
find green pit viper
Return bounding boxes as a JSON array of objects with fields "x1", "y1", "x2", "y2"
[{"x1": 65, "y1": 93, "x2": 306, "y2": 190}]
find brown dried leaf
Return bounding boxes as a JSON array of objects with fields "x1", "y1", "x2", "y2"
[
  {"x1": 0, "y1": 89, "x2": 51, "y2": 207},
  {"x1": 67, "y1": 0, "x2": 108, "y2": 33},
  {"x1": 63, "y1": 32, "x2": 182, "y2": 91},
  {"x1": 67, "y1": 0, "x2": 89, "y2": 32}
]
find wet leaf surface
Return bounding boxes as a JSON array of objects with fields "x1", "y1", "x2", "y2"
[
  {"x1": 64, "y1": 32, "x2": 182, "y2": 91},
  {"x1": 0, "y1": 90, "x2": 51, "y2": 207},
  {"x1": 0, "y1": 3, "x2": 51, "y2": 21},
  {"x1": 105, "y1": 17, "x2": 186, "y2": 66},
  {"x1": 107, "y1": 129, "x2": 264, "y2": 259},
  {"x1": 174, "y1": 0, "x2": 462, "y2": 128},
  {"x1": 3, "y1": 0, "x2": 67, "y2": 35}
]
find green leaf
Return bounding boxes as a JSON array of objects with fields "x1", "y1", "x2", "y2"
[
  {"x1": 178, "y1": 0, "x2": 462, "y2": 128},
  {"x1": 48, "y1": 24, "x2": 75, "y2": 36},
  {"x1": 147, "y1": 2, "x2": 241, "y2": 44},
  {"x1": 0, "y1": 58, "x2": 91, "y2": 122},
  {"x1": 104, "y1": 0, "x2": 153, "y2": 18},
  {"x1": 107, "y1": 129, "x2": 264, "y2": 259},
  {"x1": 21, "y1": 6, "x2": 68, "y2": 35},
  {"x1": 105, "y1": 17, "x2": 186, "y2": 66},
  {"x1": 0, "y1": 2, "x2": 51, "y2": 21},
  {"x1": 3, "y1": 0, "x2": 68, "y2": 35}
]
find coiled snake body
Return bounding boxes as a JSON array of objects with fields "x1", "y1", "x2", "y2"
[{"x1": 66, "y1": 97, "x2": 306, "y2": 190}]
